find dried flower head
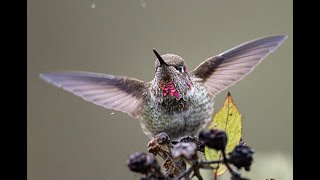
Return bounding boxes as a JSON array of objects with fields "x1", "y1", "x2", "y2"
[
  {"x1": 228, "y1": 144, "x2": 254, "y2": 171},
  {"x1": 127, "y1": 152, "x2": 159, "y2": 174},
  {"x1": 199, "y1": 129, "x2": 228, "y2": 151}
]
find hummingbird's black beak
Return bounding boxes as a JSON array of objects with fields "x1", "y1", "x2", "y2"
[{"x1": 153, "y1": 49, "x2": 168, "y2": 66}]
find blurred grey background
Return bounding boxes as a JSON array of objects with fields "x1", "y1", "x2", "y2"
[{"x1": 28, "y1": 0, "x2": 292, "y2": 179}]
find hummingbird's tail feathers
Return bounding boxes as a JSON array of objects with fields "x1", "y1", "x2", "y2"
[
  {"x1": 191, "y1": 35, "x2": 287, "y2": 96},
  {"x1": 40, "y1": 71, "x2": 149, "y2": 118}
]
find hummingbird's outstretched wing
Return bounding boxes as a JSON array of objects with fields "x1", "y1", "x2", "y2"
[
  {"x1": 40, "y1": 71, "x2": 149, "y2": 118},
  {"x1": 191, "y1": 35, "x2": 287, "y2": 96}
]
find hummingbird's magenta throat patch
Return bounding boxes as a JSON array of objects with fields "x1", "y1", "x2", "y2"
[{"x1": 160, "y1": 81, "x2": 180, "y2": 98}]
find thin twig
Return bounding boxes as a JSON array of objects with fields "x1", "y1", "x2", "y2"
[
  {"x1": 200, "y1": 160, "x2": 222, "y2": 164},
  {"x1": 222, "y1": 150, "x2": 239, "y2": 177},
  {"x1": 198, "y1": 159, "x2": 222, "y2": 170}
]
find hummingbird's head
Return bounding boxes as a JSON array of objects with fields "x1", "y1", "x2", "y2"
[{"x1": 151, "y1": 49, "x2": 192, "y2": 100}]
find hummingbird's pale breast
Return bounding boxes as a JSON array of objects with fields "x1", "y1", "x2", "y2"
[{"x1": 140, "y1": 81, "x2": 214, "y2": 140}]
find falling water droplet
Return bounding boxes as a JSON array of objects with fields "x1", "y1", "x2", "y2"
[
  {"x1": 111, "y1": 112, "x2": 115, "y2": 115},
  {"x1": 140, "y1": 0, "x2": 147, "y2": 8},
  {"x1": 91, "y1": 1, "x2": 96, "y2": 8}
]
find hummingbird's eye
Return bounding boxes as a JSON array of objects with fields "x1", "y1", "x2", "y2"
[{"x1": 175, "y1": 66, "x2": 184, "y2": 73}]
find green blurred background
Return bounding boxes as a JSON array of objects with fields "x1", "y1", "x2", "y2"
[{"x1": 27, "y1": 0, "x2": 292, "y2": 179}]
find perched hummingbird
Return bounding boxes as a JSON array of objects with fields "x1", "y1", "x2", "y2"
[{"x1": 40, "y1": 35, "x2": 287, "y2": 141}]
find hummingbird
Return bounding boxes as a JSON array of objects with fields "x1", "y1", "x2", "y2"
[{"x1": 40, "y1": 35, "x2": 287, "y2": 141}]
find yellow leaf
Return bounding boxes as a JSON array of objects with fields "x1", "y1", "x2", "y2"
[{"x1": 204, "y1": 92, "x2": 243, "y2": 176}]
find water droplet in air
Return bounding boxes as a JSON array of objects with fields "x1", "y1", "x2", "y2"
[
  {"x1": 140, "y1": 0, "x2": 147, "y2": 8},
  {"x1": 91, "y1": 2, "x2": 96, "y2": 8},
  {"x1": 111, "y1": 112, "x2": 115, "y2": 115}
]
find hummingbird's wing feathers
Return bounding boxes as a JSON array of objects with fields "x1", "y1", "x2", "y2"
[
  {"x1": 40, "y1": 71, "x2": 149, "y2": 118},
  {"x1": 191, "y1": 35, "x2": 287, "y2": 96}
]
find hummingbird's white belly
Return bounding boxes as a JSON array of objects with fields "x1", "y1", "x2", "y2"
[{"x1": 140, "y1": 83, "x2": 214, "y2": 140}]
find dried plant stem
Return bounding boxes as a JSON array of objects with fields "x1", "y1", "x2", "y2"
[{"x1": 222, "y1": 150, "x2": 239, "y2": 177}]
